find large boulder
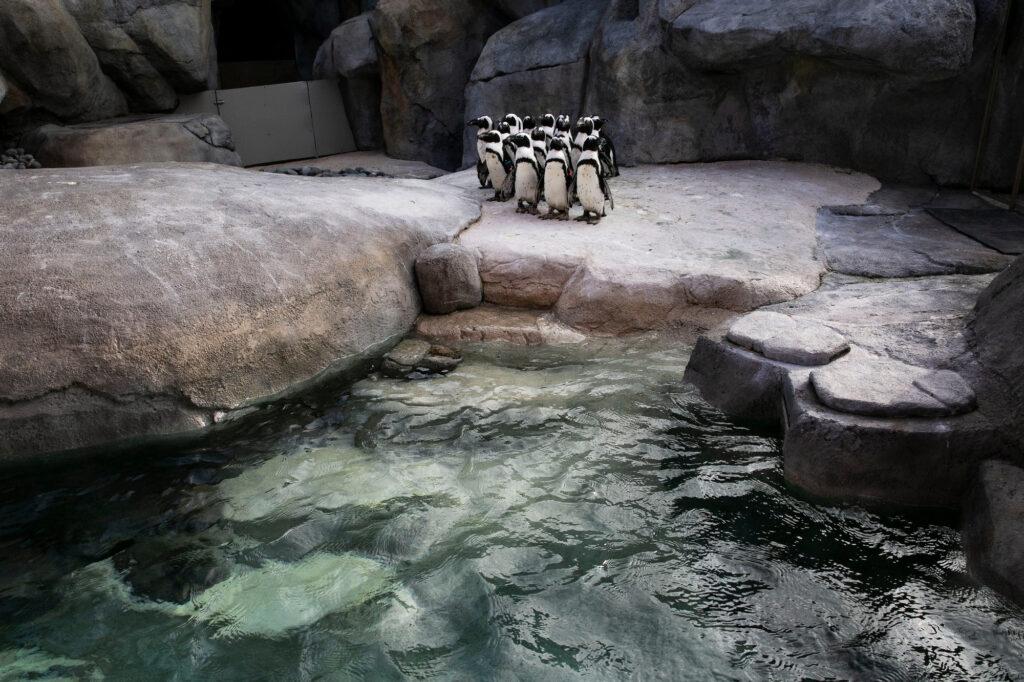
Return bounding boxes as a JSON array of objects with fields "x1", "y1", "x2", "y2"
[
  {"x1": 0, "y1": 0, "x2": 126, "y2": 122},
  {"x1": 463, "y1": 0, "x2": 609, "y2": 167},
  {"x1": 0, "y1": 164, "x2": 480, "y2": 463},
  {"x1": 372, "y1": 0, "x2": 507, "y2": 170},
  {"x1": 415, "y1": 243, "x2": 483, "y2": 314},
  {"x1": 489, "y1": 0, "x2": 563, "y2": 20},
  {"x1": 115, "y1": 0, "x2": 216, "y2": 92},
  {"x1": 963, "y1": 460, "x2": 1024, "y2": 605},
  {"x1": 22, "y1": 114, "x2": 242, "y2": 167},
  {"x1": 665, "y1": 0, "x2": 975, "y2": 80},
  {"x1": 970, "y1": 254, "x2": 1024, "y2": 451},
  {"x1": 314, "y1": 13, "x2": 384, "y2": 150}
]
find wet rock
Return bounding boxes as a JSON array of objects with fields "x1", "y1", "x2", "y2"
[
  {"x1": 0, "y1": 164, "x2": 479, "y2": 463},
  {"x1": 0, "y1": 0, "x2": 126, "y2": 122},
  {"x1": 963, "y1": 460, "x2": 1024, "y2": 605},
  {"x1": 415, "y1": 243, "x2": 483, "y2": 315},
  {"x1": 382, "y1": 339, "x2": 463, "y2": 378},
  {"x1": 22, "y1": 114, "x2": 241, "y2": 168},
  {"x1": 726, "y1": 311, "x2": 849, "y2": 366},
  {"x1": 810, "y1": 352, "x2": 977, "y2": 418},
  {"x1": 114, "y1": 538, "x2": 231, "y2": 604},
  {"x1": 417, "y1": 304, "x2": 586, "y2": 346},
  {"x1": 372, "y1": 0, "x2": 506, "y2": 170},
  {"x1": 313, "y1": 12, "x2": 383, "y2": 150},
  {"x1": 665, "y1": 0, "x2": 975, "y2": 80}
]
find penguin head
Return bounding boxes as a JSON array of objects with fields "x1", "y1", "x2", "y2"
[
  {"x1": 480, "y1": 130, "x2": 502, "y2": 144},
  {"x1": 531, "y1": 128, "x2": 547, "y2": 143},
  {"x1": 583, "y1": 135, "x2": 601, "y2": 152},
  {"x1": 591, "y1": 116, "x2": 605, "y2": 131},
  {"x1": 549, "y1": 137, "x2": 568, "y2": 153},
  {"x1": 576, "y1": 117, "x2": 595, "y2": 135},
  {"x1": 498, "y1": 121, "x2": 512, "y2": 135},
  {"x1": 540, "y1": 113, "x2": 555, "y2": 128},
  {"x1": 522, "y1": 115, "x2": 536, "y2": 130},
  {"x1": 503, "y1": 113, "x2": 521, "y2": 128},
  {"x1": 555, "y1": 115, "x2": 571, "y2": 132},
  {"x1": 511, "y1": 133, "x2": 532, "y2": 149},
  {"x1": 467, "y1": 115, "x2": 492, "y2": 130}
]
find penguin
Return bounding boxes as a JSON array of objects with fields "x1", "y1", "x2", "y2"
[
  {"x1": 531, "y1": 128, "x2": 549, "y2": 171},
  {"x1": 571, "y1": 135, "x2": 614, "y2": 224},
  {"x1": 480, "y1": 130, "x2": 513, "y2": 202},
  {"x1": 467, "y1": 115, "x2": 494, "y2": 188},
  {"x1": 572, "y1": 116, "x2": 595, "y2": 170},
  {"x1": 503, "y1": 113, "x2": 523, "y2": 135},
  {"x1": 590, "y1": 115, "x2": 619, "y2": 178},
  {"x1": 497, "y1": 121, "x2": 516, "y2": 166},
  {"x1": 538, "y1": 113, "x2": 556, "y2": 147},
  {"x1": 554, "y1": 114, "x2": 572, "y2": 147},
  {"x1": 540, "y1": 137, "x2": 573, "y2": 221},
  {"x1": 522, "y1": 115, "x2": 536, "y2": 137},
  {"x1": 511, "y1": 132, "x2": 542, "y2": 214}
]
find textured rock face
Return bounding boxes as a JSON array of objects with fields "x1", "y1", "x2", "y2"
[
  {"x1": 964, "y1": 460, "x2": 1024, "y2": 605},
  {"x1": 489, "y1": 0, "x2": 563, "y2": 19},
  {"x1": 463, "y1": 0, "x2": 609, "y2": 167},
  {"x1": 971, "y1": 255, "x2": 1024, "y2": 451},
  {"x1": 665, "y1": 0, "x2": 975, "y2": 79},
  {"x1": 415, "y1": 243, "x2": 483, "y2": 315},
  {"x1": 0, "y1": 164, "x2": 480, "y2": 463},
  {"x1": 726, "y1": 311, "x2": 849, "y2": 366},
  {"x1": 373, "y1": 0, "x2": 506, "y2": 170},
  {"x1": 0, "y1": 0, "x2": 127, "y2": 122},
  {"x1": 313, "y1": 13, "x2": 384, "y2": 150},
  {"x1": 23, "y1": 114, "x2": 242, "y2": 167}
]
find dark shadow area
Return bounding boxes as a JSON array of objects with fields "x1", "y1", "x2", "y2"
[{"x1": 213, "y1": 0, "x2": 301, "y2": 88}]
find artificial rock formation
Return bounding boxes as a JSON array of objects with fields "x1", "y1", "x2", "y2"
[
  {"x1": 414, "y1": 243, "x2": 483, "y2": 315},
  {"x1": 22, "y1": 114, "x2": 242, "y2": 167},
  {"x1": 963, "y1": 460, "x2": 1024, "y2": 605},
  {"x1": 0, "y1": 164, "x2": 480, "y2": 463}
]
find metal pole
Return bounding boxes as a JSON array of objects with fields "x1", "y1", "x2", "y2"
[{"x1": 971, "y1": 0, "x2": 1014, "y2": 191}]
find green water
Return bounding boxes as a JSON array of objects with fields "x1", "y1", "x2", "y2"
[{"x1": 1, "y1": 340, "x2": 1022, "y2": 680}]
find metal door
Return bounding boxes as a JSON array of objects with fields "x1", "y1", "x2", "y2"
[{"x1": 176, "y1": 80, "x2": 356, "y2": 166}]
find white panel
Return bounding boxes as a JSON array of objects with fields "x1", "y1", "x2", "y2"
[
  {"x1": 307, "y1": 79, "x2": 357, "y2": 157},
  {"x1": 216, "y1": 82, "x2": 317, "y2": 166}
]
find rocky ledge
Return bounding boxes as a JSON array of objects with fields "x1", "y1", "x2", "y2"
[{"x1": 0, "y1": 163, "x2": 479, "y2": 464}]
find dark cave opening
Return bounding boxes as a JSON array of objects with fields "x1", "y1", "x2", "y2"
[{"x1": 212, "y1": 0, "x2": 301, "y2": 89}]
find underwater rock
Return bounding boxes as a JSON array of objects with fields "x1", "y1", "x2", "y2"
[{"x1": 382, "y1": 339, "x2": 463, "y2": 378}]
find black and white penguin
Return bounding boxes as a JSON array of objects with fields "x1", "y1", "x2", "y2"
[
  {"x1": 572, "y1": 117, "x2": 595, "y2": 170},
  {"x1": 497, "y1": 120, "x2": 516, "y2": 166},
  {"x1": 522, "y1": 115, "x2": 536, "y2": 136},
  {"x1": 467, "y1": 115, "x2": 494, "y2": 188},
  {"x1": 540, "y1": 137, "x2": 573, "y2": 221},
  {"x1": 531, "y1": 128, "x2": 548, "y2": 170},
  {"x1": 480, "y1": 130, "x2": 513, "y2": 202},
  {"x1": 503, "y1": 113, "x2": 523, "y2": 135},
  {"x1": 538, "y1": 113, "x2": 556, "y2": 146},
  {"x1": 590, "y1": 115, "x2": 619, "y2": 178},
  {"x1": 511, "y1": 133, "x2": 542, "y2": 214},
  {"x1": 553, "y1": 115, "x2": 573, "y2": 156},
  {"x1": 571, "y1": 135, "x2": 614, "y2": 224}
]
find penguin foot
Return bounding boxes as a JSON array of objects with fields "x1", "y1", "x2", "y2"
[
  {"x1": 557, "y1": 213, "x2": 570, "y2": 221},
  {"x1": 526, "y1": 205, "x2": 539, "y2": 215},
  {"x1": 587, "y1": 217, "x2": 601, "y2": 225},
  {"x1": 574, "y1": 213, "x2": 591, "y2": 222},
  {"x1": 538, "y1": 211, "x2": 554, "y2": 220}
]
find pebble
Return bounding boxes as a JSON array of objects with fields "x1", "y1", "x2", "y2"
[
  {"x1": 0, "y1": 147, "x2": 42, "y2": 170},
  {"x1": 264, "y1": 165, "x2": 392, "y2": 179}
]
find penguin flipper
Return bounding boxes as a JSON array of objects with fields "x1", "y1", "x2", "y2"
[
  {"x1": 500, "y1": 166, "x2": 517, "y2": 201},
  {"x1": 600, "y1": 175, "x2": 614, "y2": 210}
]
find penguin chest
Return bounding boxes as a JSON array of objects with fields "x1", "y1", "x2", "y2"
[
  {"x1": 544, "y1": 164, "x2": 569, "y2": 210},
  {"x1": 577, "y1": 166, "x2": 604, "y2": 213},
  {"x1": 515, "y1": 162, "x2": 539, "y2": 202},
  {"x1": 476, "y1": 138, "x2": 487, "y2": 162},
  {"x1": 485, "y1": 153, "x2": 506, "y2": 187}
]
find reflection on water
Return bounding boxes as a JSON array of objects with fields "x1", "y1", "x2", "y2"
[{"x1": 1, "y1": 339, "x2": 1023, "y2": 680}]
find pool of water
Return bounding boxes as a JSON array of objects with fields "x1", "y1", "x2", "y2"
[{"x1": 1, "y1": 339, "x2": 1023, "y2": 680}]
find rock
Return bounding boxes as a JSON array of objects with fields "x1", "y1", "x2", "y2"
[
  {"x1": 0, "y1": 0, "x2": 126, "y2": 122},
  {"x1": 970, "y1": 255, "x2": 1024, "y2": 452},
  {"x1": 313, "y1": 12, "x2": 383, "y2": 150},
  {"x1": 726, "y1": 311, "x2": 849, "y2": 366},
  {"x1": 0, "y1": 164, "x2": 480, "y2": 463},
  {"x1": 463, "y1": 0, "x2": 608, "y2": 167},
  {"x1": 451, "y1": 161, "x2": 879, "y2": 334},
  {"x1": 63, "y1": 0, "x2": 179, "y2": 111},
  {"x1": 415, "y1": 243, "x2": 483, "y2": 315},
  {"x1": 819, "y1": 207, "x2": 1013, "y2": 278},
  {"x1": 117, "y1": 0, "x2": 216, "y2": 92},
  {"x1": 810, "y1": 351, "x2": 976, "y2": 418},
  {"x1": 416, "y1": 304, "x2": 586, "y2": 346},
  {"x1": 489, "y1": 0, "x2": 564, "y2": 19},
  {"x1": 963, "y1": 460, "x2": 1024, "y2": 605},
  {"x1": 372, "y1": 0, "x2": 506, "y2": 170},
  {"x1": 0, "y1": 70, "x2": 7, "y2": 108},
  {"x1": 381, "y1": 338, "x2": 463, "y2": 377},
  {"x1": 22, "y1": 114, "x2": 242, "y2": 168},
  {"x1": 665, "y1": 0, "x2": 975, "y2": 80}
]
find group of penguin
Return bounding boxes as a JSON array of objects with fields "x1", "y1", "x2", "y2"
[{"x1": 467, "y1": 113, "x2": 619, "y2": 224}]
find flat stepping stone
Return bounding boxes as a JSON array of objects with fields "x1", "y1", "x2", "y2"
[
  {"x1": 811, "y1": 354, "x2": 976, "y2": 418},
  {"x1": 727, "y1": 311, "x2": 849, "y2": 366}
]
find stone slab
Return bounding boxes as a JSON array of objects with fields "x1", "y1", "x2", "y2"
[
  {"x1": 416, "y1": 305, "x2": 585, "y2": 346},
  {"x1": 727, "y1": 310, "x2": 849, "y2": 366}
]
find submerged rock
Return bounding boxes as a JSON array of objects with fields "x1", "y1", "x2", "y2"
[
  {"x1": 382, "y1": 338, "x2": 463, "y2": 378},
  {"x1": 0, "y1": 164, "x2": 479, "y2": 464}
]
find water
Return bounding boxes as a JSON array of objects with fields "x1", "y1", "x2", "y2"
[{"x1": 1, "y1": 339, "x2": 1023, "y2": 680}]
